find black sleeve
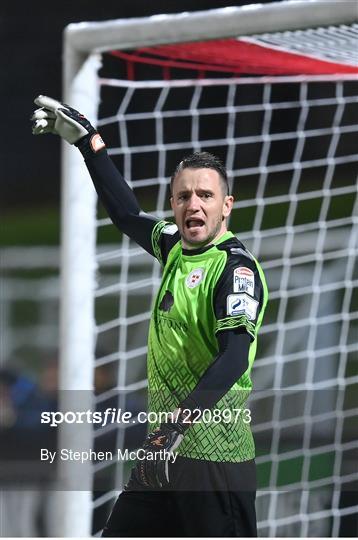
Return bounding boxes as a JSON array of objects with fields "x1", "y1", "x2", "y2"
[
  {"x1": 213, "y1": 245, "x2": 265, "y2": 341},
  {"x1": 81, "y1": 149, "x2": 180, "y2": 263},
  {"x1": 179, "y1": 329, "x2": 251, "y2": 412},
  {"x1": 83, "y1": 149, "x2": 158, "y2": 256}
]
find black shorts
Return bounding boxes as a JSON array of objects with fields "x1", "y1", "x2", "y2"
[{"x1": 102, "y1": 456, "x2": 257, "y2": 537}]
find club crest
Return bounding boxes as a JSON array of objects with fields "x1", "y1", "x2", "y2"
[{"x1": 186, "y1": 268, "x2": 205, "y2": 289}]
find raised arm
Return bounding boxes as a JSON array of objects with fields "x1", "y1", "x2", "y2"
[
  {"x1": 31, "y1": 95, "x2": 179, "y2": 257},
  {"x1": 76, "y1": 141, "x2": 159, "y2": 256}
]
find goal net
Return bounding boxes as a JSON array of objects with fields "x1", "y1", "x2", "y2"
[{"x1": 59, "y1": 2, "x2": 358, "y2": 537}]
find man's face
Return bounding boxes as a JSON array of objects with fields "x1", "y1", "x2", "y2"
[{"x1": 170, "y1": 167, "x2": 233, "y2": 249}]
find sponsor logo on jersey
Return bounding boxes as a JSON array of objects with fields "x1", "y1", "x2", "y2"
[
  {"x1": 233, "y1": 267, "x2": 254, "y2": 296},
  {"x1": 157, "y1": 316, "x2": 188, "y2": 333},
  {"x1": 162, "y1": 224, "x2": 178, "y2": 235},
  {"x1": 227, "y1": 293, "x2": 258, "y2": 320},
  {"x1": 186, "y1": 268, "x2": 205, "y2": 289},
  {"x1": 159, "y1": 290, "x2": 174, "y2": 312}
]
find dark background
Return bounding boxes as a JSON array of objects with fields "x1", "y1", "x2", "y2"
[
  {"x1": 1, "y1": 4, "x2": 357, "y2": 537},
  {"x1": 1, "y1": 0, "x2": 274, "y2": 211}
]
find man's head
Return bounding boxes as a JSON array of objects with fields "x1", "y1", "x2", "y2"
[{"x1": 170, "y1": 152, "x2": 234, "y2": 250}]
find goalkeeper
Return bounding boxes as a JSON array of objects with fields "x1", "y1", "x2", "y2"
[{"x1": 32, "y1": 96, "x2": 268, "y2": 537}]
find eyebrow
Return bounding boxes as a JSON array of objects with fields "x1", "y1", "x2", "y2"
[{"x1": 177, "y1": 188, "x2": 215, "y2": 196}]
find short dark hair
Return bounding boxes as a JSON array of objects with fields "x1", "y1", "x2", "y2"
[{"x1": 170, "y1": 152, "x2": 229, "y2": 196}]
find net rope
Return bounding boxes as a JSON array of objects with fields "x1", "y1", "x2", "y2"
[{"x1": 90, "y1": 56, "x2": 357, "y2": 536}]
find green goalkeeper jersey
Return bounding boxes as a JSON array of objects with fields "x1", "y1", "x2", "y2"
[{"x1": 148, "y1": 221, "x2": 268, "y2": 462}]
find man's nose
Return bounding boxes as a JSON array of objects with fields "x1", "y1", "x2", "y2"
[{"x1": 187, "y1": 194, "x2": 201, "y2": 211}]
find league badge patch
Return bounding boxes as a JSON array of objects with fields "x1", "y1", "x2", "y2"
[
  {"x1": 227, "y1": 293, "x2": 258, "y2": 320},
  {"x1": 233, "y1": 267, "x2": 255, "y2": 296}
]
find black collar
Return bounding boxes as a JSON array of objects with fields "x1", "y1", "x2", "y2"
[{"x1": 181, "y1": 244, "x2": 214, "y2": 256}]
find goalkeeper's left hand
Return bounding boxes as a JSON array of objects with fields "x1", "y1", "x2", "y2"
[
  {"x1": 134, "y1": 414, "x2": 187, "y2": 489},
  {"x1": 31, "y1": 95, "x2": 105, "y2": 152}
]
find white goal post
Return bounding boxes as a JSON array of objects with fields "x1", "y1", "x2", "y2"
[{"x1": 57, "y1": 1, "x2": 358, "y2": 537}]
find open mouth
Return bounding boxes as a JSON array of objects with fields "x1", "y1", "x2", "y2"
[{"x1": 185, "y1": 218, "x2": 205, "y2": 229}]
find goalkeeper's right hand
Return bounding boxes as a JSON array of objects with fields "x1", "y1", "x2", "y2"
[
  {"x1": 133, "y1": 421, "x2": 184, "y2": 489},
  {"x1": 31, "y1": 95, "x2": 105, "y2": 153}
]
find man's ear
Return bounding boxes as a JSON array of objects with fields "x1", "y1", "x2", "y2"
[
  {"x1": 170, "y1": 197, "x2": 174, "y2": 210},
  {"x1": 223, "y1": 195, "x2": 234, "y2": 218}
]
